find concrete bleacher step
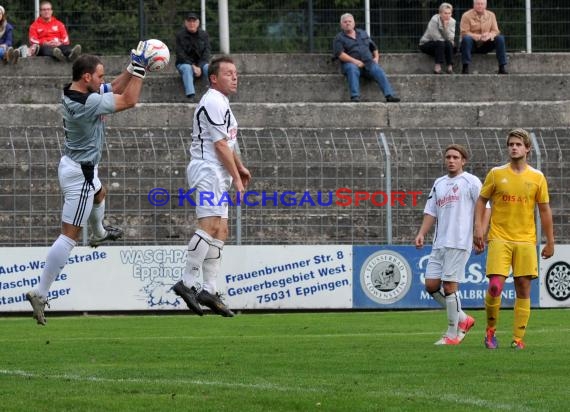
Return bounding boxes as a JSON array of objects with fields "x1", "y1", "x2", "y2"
[
  {"x1": 3, "y1": 73, "x2": 570, "y2": 103},
  {"x1": 2, "y1": 53, "x2": 569, "y2": 76},
  {"x1": 3, "y1": 101, "x2": 569, "y2": 128}
]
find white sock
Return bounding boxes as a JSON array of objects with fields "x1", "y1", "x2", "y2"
[
  {"x1": 202, "y1": 239, "x2": 224, "y2": 294},
  {"x1": 182, "y1": 230, "x2": 212, "y2": 289},
  {"x1": 35, "y1": 234, "x2": 76, "y2": 298},
  {"x1": 88, "y1": 199, "x2": 106, "y2": 238},
  {"x1": 445, "y1": 292, "x2": 461, "y2": 338}
]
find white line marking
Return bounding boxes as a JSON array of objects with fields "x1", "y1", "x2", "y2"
[{"x1": 0, "y1": 369, "x2": 318, "y2": 393}]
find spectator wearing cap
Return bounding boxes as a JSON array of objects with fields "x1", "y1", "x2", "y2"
[{"x1": 175, "y1": 12, "x2": 211, "y2": 99}]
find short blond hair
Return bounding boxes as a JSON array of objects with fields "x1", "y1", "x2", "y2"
[{"x1": 507, "y1": 128, "x2": 531, "y2": 148}]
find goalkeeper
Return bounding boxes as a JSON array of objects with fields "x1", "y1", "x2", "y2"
[{"x1": 25, "y1": 43, "x2": 153, "y2": 326}]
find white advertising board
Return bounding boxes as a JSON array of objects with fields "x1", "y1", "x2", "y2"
[{"x1": 0, "y1": 245, "x2": 353, "y2": 312}]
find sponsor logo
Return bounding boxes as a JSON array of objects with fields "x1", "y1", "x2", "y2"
[
  {"x1": 545, "y1": 261, "x2": 570, "y2": 301},
  {"x1": 360, "y1": 250, "x2": 412, "y2": 304}
]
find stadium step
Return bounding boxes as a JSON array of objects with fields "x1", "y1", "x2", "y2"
[
  {"x1": 3, "y1": 101, "x2": 569, "y2": 128},
  {"x1": 3, "y1": 73, "x2": 570, "y2": 104},
  {"x1": 1, "y1": 53, "x2": 569, "y2": 76}
]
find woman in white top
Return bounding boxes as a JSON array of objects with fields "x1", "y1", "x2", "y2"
[{"x1": 419, "y1": 2, "x2": 456, "y2": 74}]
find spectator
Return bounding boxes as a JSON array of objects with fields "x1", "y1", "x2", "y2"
[
  {"x1": 29, "y1": 1, "x2": 81, "y2": 62},
  {"x1": 333, "y1": 13, "x2": 400, "y2": 103},
  {"x1": 460, "y1": 0, "x2": 507, "y2": 74},
  {"x1": 0, "y1": 5, "x2": 19, "y2": 64},
  {"x1": 175, "y1": 12, "x2": 210, "y2": 99},
  {"x1": 419, "y1": 3, "x2": 456, "y2": 74}
]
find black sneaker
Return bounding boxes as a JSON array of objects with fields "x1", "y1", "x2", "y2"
[
  {"x1": 498, "y1": 65, "x2": 508, "y2": 74},
  {"x1": 172, "y1": 280, "x2": 204, "y2": 315},
  {"x1": 385, "y1": 95, "x2": 400, "y2": 103},
  {"x1": 462, "y1": 64, "x2": 470, "y2": 74},
  {"x1": 89, "y1": 225, "x2": 124, "y2": 247},
  {"x1": 197, "y1": 290, "x2": 235, "y2": 317}
]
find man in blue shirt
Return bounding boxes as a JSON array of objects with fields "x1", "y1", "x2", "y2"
[{"x1": 333, "y1": 13, "x2": 400, "y2": 103}]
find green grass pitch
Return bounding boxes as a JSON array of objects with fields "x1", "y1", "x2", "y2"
[{"x1": 0, "y1": 309, "x2": 568, "y2": 411}]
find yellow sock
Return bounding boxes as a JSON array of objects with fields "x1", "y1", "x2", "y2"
[
  {"x1": 485, "y1": 291, "x2": 501, "y2": 329},
  {"x1": 513, "y1": 298, "x2": 531, "y2": 342}
]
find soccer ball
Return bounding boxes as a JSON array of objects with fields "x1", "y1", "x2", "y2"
[{"x1": 145, "y1": 39, "x2": 170, "y2": 72}]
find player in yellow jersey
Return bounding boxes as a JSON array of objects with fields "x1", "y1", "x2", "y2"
[{"x1": 473, "y1": 128, "x2": 554, "y2": 350}]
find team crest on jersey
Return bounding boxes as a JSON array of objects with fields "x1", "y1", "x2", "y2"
[{"x1": 360, "y1": 250, "x2": 412, "y2": 304}]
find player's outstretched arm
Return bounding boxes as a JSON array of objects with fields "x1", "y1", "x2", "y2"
[{"x1": 112, "y1": 42, "x2": 149, "y2": 112}]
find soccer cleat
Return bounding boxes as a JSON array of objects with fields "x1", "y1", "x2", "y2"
[
  {"x1": 26, "y1": 291, "x2": 49, "y2": 326},
  {"x1": 89, "y1": 225, "x2": 124, "y2": 247},
  {"x1": 53, "y1": 47, "x2": 66, "y2": 62},
  {"x1": 457, "y1": 315, "x2": 475, "y2": 341},
  {"x1": 511, "y1": 339, "x2": 525, "y2": 350},
  {"x1": 172, "y1": 280, "x2": 204, "y2": 316},
  {"x1": 197, "y1": 290, "x2": 235, "y2": 317},
  {"x1": 434, "y1": 335, "x2": 461, "y2": 345},
  {"x1": 484, "y1": 327, "x2": 498, "y2": 349}
]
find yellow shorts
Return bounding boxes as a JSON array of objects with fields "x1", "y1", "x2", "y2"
[{"x1": 486, "y1": 240, "x2": 538, "y2": 278}]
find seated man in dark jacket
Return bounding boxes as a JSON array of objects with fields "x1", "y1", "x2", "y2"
[
  {"x1": 175, "y1": 12, "x2": 210, "y2": 99},
  {"x1": 333, "y1": 13, "x2": 400, "y2": 103}
]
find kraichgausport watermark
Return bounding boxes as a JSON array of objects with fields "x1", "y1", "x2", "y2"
[{"x1": 147, "y1": 188, "x2": 422, "y2": 207}]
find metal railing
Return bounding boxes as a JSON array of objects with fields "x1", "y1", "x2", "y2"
[
  {"x1": 6, "y1": 1, "x2": 570, "y2": 54},
  {"x1": 1, "y1": 127, "x2": 568, "y2": 247}
]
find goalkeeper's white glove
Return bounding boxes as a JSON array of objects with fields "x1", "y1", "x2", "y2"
[
  {"x1": 131, "y1": 40, "x2": 152, "y2": 66},
  {"x1": 127, "y1": 61, "x2": 146, "y2": 79},
  {"x1": 127, "y1": 41, "x2": 149, "y2": 79}
]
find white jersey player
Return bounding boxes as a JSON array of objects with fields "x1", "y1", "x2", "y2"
[
  {"x1": 26, "y1": 47, "x2": 150, "y2": 325},
  {"x1": 173, "y1": 56, "x2": 251, "y2": 317},
  {"x1": 414, "y1": 144, "x2": 485, "y2": 345}
]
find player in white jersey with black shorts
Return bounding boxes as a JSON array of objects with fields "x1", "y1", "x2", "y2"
[
  {"x1": 172, "y1": 56, "x2": 251, "y2": 317},
  {"x1": 26, "y1": 44, "x2": 152, "y2": 325},
  {"x1": 415, "y1": 144, "x2": 484, "y2": 345}
]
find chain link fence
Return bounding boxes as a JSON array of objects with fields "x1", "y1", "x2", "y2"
[
  {"x1": 2, "y1": 127, "x2": 569, "y2": 247},
  {"x1": 5, "y1": 0, "x2": 570, "y2": 54}
]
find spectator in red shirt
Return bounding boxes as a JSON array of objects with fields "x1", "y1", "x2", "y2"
[{"x1": 29, "y1": 1, "x2": 81, "y2": 62}]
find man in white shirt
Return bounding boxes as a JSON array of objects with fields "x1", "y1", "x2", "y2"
[
  {"x1": 415, "y1": 144, "x2": 482, "y2": 345},
  {"x1": 172, "y1": 56, "x2": 251, "y2": 317}
]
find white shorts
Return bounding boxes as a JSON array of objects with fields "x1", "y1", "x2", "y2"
[
  {"x1": 59, "y1": 155, "x2": 102, "y2": 227},
  {"x1": 187, "y1": 159, "x2": 232, "y2": 219},
  {"x1": 425, "y1": 247, "x2": 470, "y2": 283}
]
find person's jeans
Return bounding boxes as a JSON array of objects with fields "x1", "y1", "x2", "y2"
[
  {"x1": 461, "y1": 35, "x2": 507, "y2": 66},
  {"x1": 341, "y1": 62, "x2": 395, "y2": 99},
  {"x1": 419, "y1": 40, "x2": 454, "y2": 65},
  {"x1": 176, "y1": 63, "x2": 209, "y2": 97}
]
